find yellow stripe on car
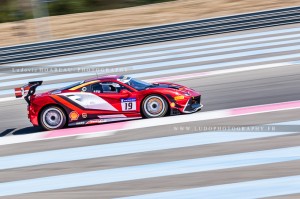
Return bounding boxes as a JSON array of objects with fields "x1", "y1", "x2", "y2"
[{"x1": 69, "y1": 80, "x2": 100, "y2": 90}]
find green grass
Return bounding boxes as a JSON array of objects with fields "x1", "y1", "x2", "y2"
[{"x1": 0, "y1": 0, "x2": 174, "y2": 23}]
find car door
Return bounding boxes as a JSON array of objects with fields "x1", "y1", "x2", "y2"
[{"x1": 89, "y1": 81, "x2": 138, "y2": 114}]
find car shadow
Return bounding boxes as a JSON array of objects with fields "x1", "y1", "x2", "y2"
[
  {"x1": 0, "y1": 117, "x2": 145, "y2": 137},
  {"x1": 0, "y1": 128, "x2": 16, "y2": 137},
  {"x1": 0, "y1": 126, "x2": 43, "y2": 137}
]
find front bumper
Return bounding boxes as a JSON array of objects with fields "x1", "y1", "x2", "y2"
[
  {"x1": 170, "y1": 95, "x2": 203, "y2": 115},
  {"x1": 183, "y1": 95, "x2": 203, "y2": 113}
]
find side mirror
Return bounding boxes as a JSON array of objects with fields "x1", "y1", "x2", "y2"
[{"x1": 120, "y1": 89, "x2": 131, "y2": 97}]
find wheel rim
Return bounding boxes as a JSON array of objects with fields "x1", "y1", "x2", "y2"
[
  {"x1": 144, "y1": 96, "x2": 165, "y2": 117},
  {"x1": 42, "y1": 108, "x2": 63, "y2": 129}
]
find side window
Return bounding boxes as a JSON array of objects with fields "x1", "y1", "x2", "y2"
[
  {"x1": 91, "y1": 83, "x2": 102, "y2": 93},
  {"x1": 101, "y1": 82, "x2": 122, "y2": 93},
  {"x1": 91, "y1": 82, "x2": 128, "y2": 93}
]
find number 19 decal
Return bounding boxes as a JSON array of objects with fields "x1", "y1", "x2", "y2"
[
  {"x1": 121, "y1": 98, "x2": 137, "y2": 111},
  {"x1": 125, "y1": 102, "x2": 133, "y2": 110}
]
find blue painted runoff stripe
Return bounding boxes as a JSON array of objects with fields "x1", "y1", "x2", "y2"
[
  {"x1": 2, "y1": 145, "x2": 300, "y2": 196},
  {"x1": 118, "y1": 175, "x2": 300, "y2": 199},
  {"x1": 0, "y1": 120, "x2": 299, "y2": 170},
  {"x1": 6, "y1": 26, "x2": 300, "y2": 67}
]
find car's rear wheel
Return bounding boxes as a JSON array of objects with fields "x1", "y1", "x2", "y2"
[
  {"x1": 40, "y1": 106, "x2": 66, "y2": 130},
  {"x1": 142, "y1": 95, "x2": 168, "y2": 118}
]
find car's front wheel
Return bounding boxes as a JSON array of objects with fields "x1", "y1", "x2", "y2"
[
  {"x1": 142, "y1": 95, "x2": 168, "y2": 118},
  {"x1": 40, "y1": 106, "x2": 67, "y2": 130}
]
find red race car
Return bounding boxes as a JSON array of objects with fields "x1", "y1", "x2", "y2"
[{"x1": 15, "y1": 75, "x2": 203, "y2": 130}]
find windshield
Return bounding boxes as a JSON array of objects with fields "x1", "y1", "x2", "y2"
[{"x1": 118, "y1": 76, "x2": 152, "y2": 90}]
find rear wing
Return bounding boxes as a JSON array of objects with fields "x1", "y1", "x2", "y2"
[{"x1": 15, "y1": 81, "x2": 43, "y2": 104}]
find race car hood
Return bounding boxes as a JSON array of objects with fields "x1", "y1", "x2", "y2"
[{"x1": 151, "y1": 82, "x2": 200, "y2": 96}]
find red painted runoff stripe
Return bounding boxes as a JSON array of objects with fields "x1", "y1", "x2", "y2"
[
  {"x1": 43, "y1": 121, "x2": 129, "y2": 139},
  {"x1": 230, "y1": 100, "x2": 300, "y2": 116}
]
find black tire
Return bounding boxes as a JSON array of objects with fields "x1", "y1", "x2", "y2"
[
  {"x1": 141, "y1": 95, "x2": 168, "y2": 118},
  {"x1": 39, "y1": 106, "x2": 67, "y2": 131}
]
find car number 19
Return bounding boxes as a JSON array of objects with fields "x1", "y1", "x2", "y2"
[{"x1": 121, "y1": 98, "x2": 137, "y2": 111}]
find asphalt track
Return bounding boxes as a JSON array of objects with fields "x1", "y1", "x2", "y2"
[{"x1": 0, "y1": 23, "x2": 300, "y2": 198}]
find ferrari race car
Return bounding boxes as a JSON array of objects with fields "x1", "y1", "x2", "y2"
[{"x1": 15, "y1": 75, "x2": 203, "y2": 130}]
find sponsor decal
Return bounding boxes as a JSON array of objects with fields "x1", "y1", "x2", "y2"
[
  {"x1": 121, "y1": 98, "x2": 137, "y2": 111},
  {"x1": 82, "y1": 113, "x2": 87, "y2": 118},
  {"x1": 75, "y1": 121, "x2": 85, "y2": 126},
  {"x1": 86, "y1": 119, "x2": 105, "y2": 125},
  {"x1": 69, "y1": 111, "x2": 79, "y2": 121}
]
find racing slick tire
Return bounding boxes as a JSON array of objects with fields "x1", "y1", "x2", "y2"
[
  {"x1": 142, "y1": 95, "x2": 168, "y2": 118},
  {"x1": 39, "y1": 106, "x2": 67, "y2": 131}
]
